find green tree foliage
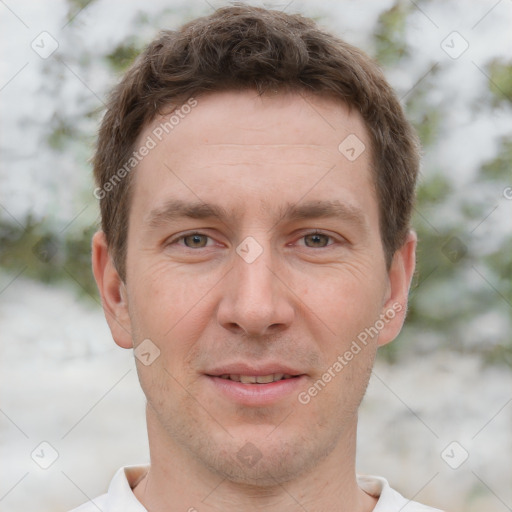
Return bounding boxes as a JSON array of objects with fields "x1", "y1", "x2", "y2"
[
  {"x1": 374, "y1": 3, "x2": 410, "y2": 66},
  {"x1": 2, "y1": 0, "x2": 510, "y2": 366}
]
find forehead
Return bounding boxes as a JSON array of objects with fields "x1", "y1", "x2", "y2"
[{"x1": 130, "y1": 90, "x2": 376, "y2": 225}]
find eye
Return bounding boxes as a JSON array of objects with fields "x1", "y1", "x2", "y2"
[
  {"x1": 301, "y1": 232, "x2": 334, "y2": 248},
  {"x1": 178, "y1": 233, "x2": 211, "y2": 248},
  {"x1": 163, "y1": 230, "x2": 224, "y2": 258}
]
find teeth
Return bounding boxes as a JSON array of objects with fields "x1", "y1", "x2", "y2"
[
  {"x1": 255, "y1": 374, "x2": 274, "y2": 384},
  {"x1": 240, "y1": 375, "x2": 257, "y2": 384},
  {"x1": 221, "y1": 373, "x2": 292, "y2": 384}
]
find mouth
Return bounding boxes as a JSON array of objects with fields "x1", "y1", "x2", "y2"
[
  {"x1": 205, "y1": 366, "x2": 306, "y2": 405},
  {"x1": 214, "y1": 373, "x2": 297, "y2": 384}
]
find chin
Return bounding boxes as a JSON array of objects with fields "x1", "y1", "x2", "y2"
[
  {"x1": 202, "y1": 431, "x2": 339, "y2": 487},
  {"x1": 148, "y1": 386, "x2": 353, "y2": 487}
]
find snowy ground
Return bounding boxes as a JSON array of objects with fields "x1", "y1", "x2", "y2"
[{"x1": 0, "y1": 272, "x2": 510, "y2": 512}]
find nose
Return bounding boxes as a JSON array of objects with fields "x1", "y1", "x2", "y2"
[{"x1": 216, "y1": 241, "x2": 295, "y2": 337}]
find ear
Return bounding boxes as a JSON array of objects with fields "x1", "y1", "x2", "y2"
[
  {"x1": 91, "y1": 231, "x2": 133, "y2": 349},
  {"x1": 377, "y1": 230, "x2": 417, "y2": 347}
]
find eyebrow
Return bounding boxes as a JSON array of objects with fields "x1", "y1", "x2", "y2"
[
  {"x1": 277, "y1": 200, "x2": 367, "y2": 231},
  {"x1": 144, "y1": 198, "x2": 368, "y2": 234},
  {"x1": 145, "y1": 199, "x2": 230, "y2": 230}
]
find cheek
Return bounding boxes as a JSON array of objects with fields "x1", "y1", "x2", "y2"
[
  {"x1": 298, "y1": 335, "x2": 377, "y2": 436},
  {"x1": 126, "y1": 260, "x2": 224, "y2": 385},
  {"x1": 295, "y1": 266, "x2": 386, "y2": 337},
  {"x1": 127, "y1": 260, "x2": 220, "y2": 336}
]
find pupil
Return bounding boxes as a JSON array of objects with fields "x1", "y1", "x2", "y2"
[
  {"x1": 185, "y1": 234, "x2": 206, "y2": 247},
  {"x1": 306, "y1": 234, "x2": 327, "y2": 247}
]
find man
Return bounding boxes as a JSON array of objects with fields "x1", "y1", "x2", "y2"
[{"x1": 75, "y1": 5, "x2": 442, "y2": 511}]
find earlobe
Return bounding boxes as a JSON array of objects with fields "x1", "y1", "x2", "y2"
[
  {"x1": 377, "y1": 230, "x2": 417, "y2": 347},
  {"x1": 91, "y1": 231, "x2": 133, "y2": 349}
]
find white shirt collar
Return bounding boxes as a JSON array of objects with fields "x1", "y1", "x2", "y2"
[{"x1": 71, "y1": 465, "x2": 442, "y2": 512}]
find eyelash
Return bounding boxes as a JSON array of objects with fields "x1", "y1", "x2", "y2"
[{"x1": 168, "y1": 230, "x2": 340, "y2": 249}]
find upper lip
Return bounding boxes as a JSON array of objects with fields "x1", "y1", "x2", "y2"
[{"x1": 206, "y1": 363, "x2": 305, "y2": 376}]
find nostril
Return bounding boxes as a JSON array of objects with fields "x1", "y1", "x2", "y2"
[{"x1": 225, "y1": 322, "x2": 243, "y2": 332}]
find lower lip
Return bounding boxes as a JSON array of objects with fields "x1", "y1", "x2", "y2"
[{"x1": 206, "y1": 375, "x2": 306, "y2": 406}]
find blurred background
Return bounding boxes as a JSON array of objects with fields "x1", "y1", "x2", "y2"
[{"x1": 0, "y1": 0, "x2": 511, "y2": 511}]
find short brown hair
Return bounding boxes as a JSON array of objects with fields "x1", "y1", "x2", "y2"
[{"x1": 94, "y1": 5, "x2": 420, "y2": 281}]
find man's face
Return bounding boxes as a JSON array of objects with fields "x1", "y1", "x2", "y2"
[{"x1": 105, "y1": 90, "x2": 410, "y2": 485}]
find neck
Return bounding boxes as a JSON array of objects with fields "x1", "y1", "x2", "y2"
[{"x1": 134, "y1": 408, "x2": 377, "y2": 512}]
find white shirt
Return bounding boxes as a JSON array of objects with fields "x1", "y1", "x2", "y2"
[{"x1": 69, "y1": 465, "x2": 443, "y2": 512}]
